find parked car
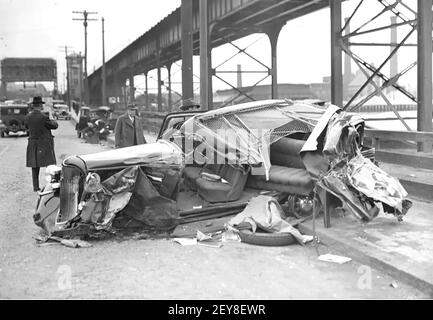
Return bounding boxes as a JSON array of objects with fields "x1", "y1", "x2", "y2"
[
  {"x1": 53, "y1": 104, "x2": 71, "y2": 120},
  {"x1": 0, "y1": 104, "x2": 29, "y2": 137},
  {"x1": 34, "y1": 99, "x2": 411, "y2": 237}
]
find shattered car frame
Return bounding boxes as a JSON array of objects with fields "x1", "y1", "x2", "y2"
[{"x1": 34, "y1": 99, "x2": 411, "y2": 237}]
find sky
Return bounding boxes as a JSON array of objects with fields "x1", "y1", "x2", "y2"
[{"x1": 0, "y1": 0, "x2": 421, "y2": 96}]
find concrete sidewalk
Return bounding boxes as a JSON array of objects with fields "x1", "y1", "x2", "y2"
[{"x1": 299, "y1": 199, "x2": 433, "y2": 297}]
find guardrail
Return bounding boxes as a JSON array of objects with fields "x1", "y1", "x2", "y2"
[
  {"x1": 358, "y1": 104, "x2": 417, "y2": 113},
  {"x1": 364, "y1": 129, "x2": 433, "y2": 169},
  {"x1": 364, "y1": 129, "x2": 433, "y2": 151}
]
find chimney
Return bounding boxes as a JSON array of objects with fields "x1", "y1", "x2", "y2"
[
  {"x1": 390, "y1": 16, "x2": 398, "y2": 78},
  {"x1": 237, "y1": 64, "x2": 243, "y2": 89}
]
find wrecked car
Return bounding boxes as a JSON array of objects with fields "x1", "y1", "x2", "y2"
[{"x1": 34, "y1": 99, "x2": 411, "y2": 238}]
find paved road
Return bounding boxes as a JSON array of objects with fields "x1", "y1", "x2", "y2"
[{"x1": 0, "y1": 121, "x2": 428, "y2": 299}]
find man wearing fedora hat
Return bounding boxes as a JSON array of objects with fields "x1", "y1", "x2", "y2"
[
  {"x1": 114, "y1": 104, "x2": 146, "y2": 148},
  {"x1": 25, "y1": 96, "x2": 58, "y2": 192}
]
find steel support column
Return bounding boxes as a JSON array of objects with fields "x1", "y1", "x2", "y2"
[
  {"x1": 330, "y1": 0, "x2": 343, "y2": 107},
  {"x1": 129, "y1": 70, "x2": 135, "y2": 105},
  {"x1": 1, "y1": 81, "x2": 7, "y2": 100},
  {"x1": 145, "y1": 72, "x2": 149, "y2": 111},
  {"x1": 157, "y1": 66, "x2": 162, "y2": 112},
  {"x1": 156, "y1": 38, "x2": 163, "y2": 112},
  {"x1": 181, "y1": 0, "x2": 194, "y2": 104},
  {"x1": 417, "y1": 0, "x2": 433, "y2": 152},
  {"x1": 200, "y1": 0, "x2": 212, "y2": 110},
  {"x1": 265, "y1": 25, "x2": 282, "y2": 99},
  {"x1": 167, "y1": 63, "x2": 172, "y2": 112},
  {"x1": 113, "y1": 73, "x2": 121, "y2": 111},
  {"x1": 102, "y1": 17, "x2": 107, "y2": 107}
]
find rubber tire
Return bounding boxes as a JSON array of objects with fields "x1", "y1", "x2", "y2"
[
  {"x1": 238, "y1": 229, "x2": 296, "y2": 246},
  {"x1": 0, "y1": 131, "x2": 4, "y2": 138}
]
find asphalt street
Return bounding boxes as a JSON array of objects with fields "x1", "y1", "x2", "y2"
[{"x1": 0, "y1": 120, "x2": 428, "y2": 299}]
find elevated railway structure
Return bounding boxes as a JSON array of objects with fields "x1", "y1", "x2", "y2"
[
  {"x1": 88, "y1": 0, "x2": 433, "y2": 152},
  {"x1": 88, "y1": 0, "x2": 331, "y2": 110}
]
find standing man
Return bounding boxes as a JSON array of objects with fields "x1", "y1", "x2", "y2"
[
  {"x1": 26, "y1": 96, "x2": 58, "y2": 192},
  {"x1": 114, "y1": 104, "x2": 146, "y2": 148}
]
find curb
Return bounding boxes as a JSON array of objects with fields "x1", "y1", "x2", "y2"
[
  {"x1": 399, "y1": 179, "x2": 433, "y2": 202},
  {"x1": 298, "y1": 222, "x2": 433, "y2": 297}
]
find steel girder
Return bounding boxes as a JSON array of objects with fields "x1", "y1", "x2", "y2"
[
  {"x1": 88, "y1": 0, "x2": 330, "y2": 102},
  {"x1": 333, "y1": 0, "x2": 432, "y2": 143}
]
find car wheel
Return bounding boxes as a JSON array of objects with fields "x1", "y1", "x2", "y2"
[
  {"x1": 238, "y1": 229, "x2": 296, "y2": 246},
  {"x1": 0, "y1": 131, "x2": 4, "y2": 138}
]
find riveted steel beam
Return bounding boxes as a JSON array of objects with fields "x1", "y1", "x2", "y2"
[
  {"x1": 417, "y1": 0, "x2": 433, "y2": 152},
  {"x1": 181, "y1": 0, "x2": 194, "y2": 104},
  {"x1": 330, "y1": 0, "x2": 343, "y2": 107}
]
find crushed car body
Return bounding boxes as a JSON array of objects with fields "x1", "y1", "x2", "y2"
[{"x1": 33, "y1": 99, "x2": 412, "y2": 238}]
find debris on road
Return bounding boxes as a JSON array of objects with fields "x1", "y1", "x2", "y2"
[
  {"x1": 34, "y1": 234, "x2": 92, "y2": 249},
  {"x1": 172, "y1": 229, "x2": 224, "y2": 248},
  {"x1": 173, "y1": 238, "x2": 197, "y2": 246},
  {"x1": 222, "y1": 226, "x2": 241, "y2": 242},
  {"x1": 198, "y1": 241, "x2": 222, "y2": 248},
  {"x1": 318, "y1": 253, "x2": 352, "y2": 264},
  {"x1": 229, "y1": 195, "x2": 312, "y2": 245}
]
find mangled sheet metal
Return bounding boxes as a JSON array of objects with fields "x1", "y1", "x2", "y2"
[
  {"x1": 177, "y1": 99, "x2": 321, "y2": 179},
  {"x1": 37, "y1": 166, "x2": 178, "y2": 236},
  {"x1": 78, "y1": 166, "x2": 138, "y2": 230},
  {"x1": 302, "y1": 109, "x2": 412, "y2": 222}
]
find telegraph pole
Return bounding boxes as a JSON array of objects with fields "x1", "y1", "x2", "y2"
[
  {"x1": 73, "y1": 10, "x2": 98, "y2": 106},
  {"x1": 58, "y1": 45, "x2": 73, "y2": 111},
  {"x1": 102, "y1": 17, "x2": 106, "y2": 106}
]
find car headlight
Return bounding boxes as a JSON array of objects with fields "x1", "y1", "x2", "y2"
[{"x1": 45, "y1": 165, "x2": 62, "y2": 183}]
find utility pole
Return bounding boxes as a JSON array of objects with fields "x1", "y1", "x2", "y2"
[
  {"x1": 58, "y1": 45, "x2": 73, "y2": 111},
  {"x1": 73, "y1": 10, "x2": 98, "y2": 106},
  {"x1": 102, "y1": 17, "x2": 106, "y2": 106}
]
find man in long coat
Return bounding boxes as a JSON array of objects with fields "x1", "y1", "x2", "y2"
[
  {"x1": 26, "y1": 96, "x2": 58, "y2": 192},
  {"x1": 114, "y1": 104, "x2": 146, "y2": 148}
]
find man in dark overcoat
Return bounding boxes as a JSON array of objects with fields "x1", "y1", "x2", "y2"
[
  {"x1": 114, "y1": 104, "x2": 146, "y2": 148},
  {"x1": 26, "y1": 96, "x2": 59, "y2": 192}
]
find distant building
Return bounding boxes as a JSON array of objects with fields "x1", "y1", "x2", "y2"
[
  {"x1": 66, "y1": 53, "x2": 84, "y2": 104},
  {"x1": 213, "y1": 83, "x2": 320, "y2": 108},
  {"x1": 4, "y1": 83, "x2": 49, "y2": 102},
  {"x1": 348, "y1": 69, "x2": 381, "y2": 98}
]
